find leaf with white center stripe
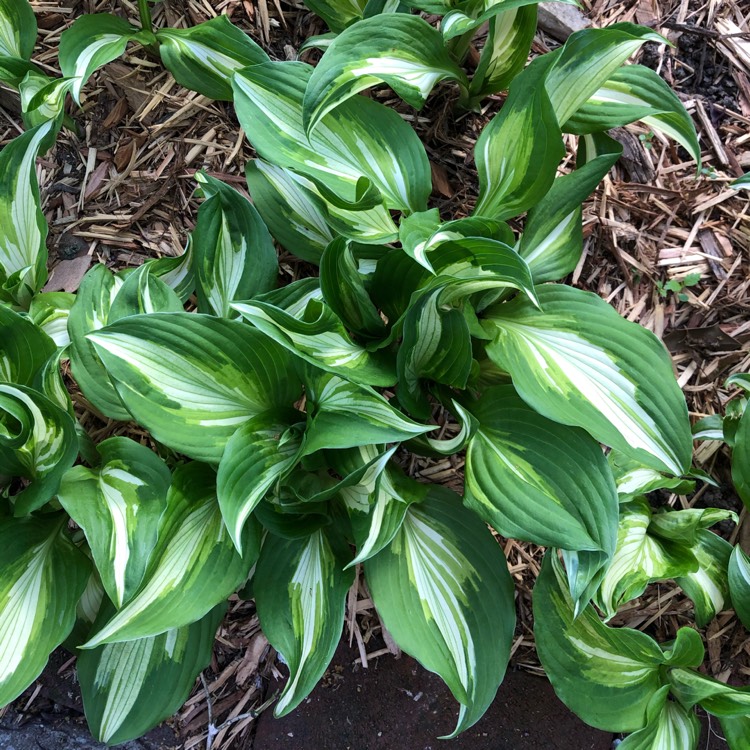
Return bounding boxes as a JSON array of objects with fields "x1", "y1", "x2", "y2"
[
  {"x1": 365, "y1": 485, "x2": 515, "y2": 737},
  {"x1": 674, "y1": 528, "x2": 732, "y2": 628},
  {"x1": 303, "y1": 371, "x2": 433, "y2": 454},
  {"x1": 246, "y1": 160, "x2": 336, "y2": 264},
  {"x1": 156, "y1": 15, "x2": 267, "y2": 101},
  {"x1": 565, "y1": 64, "x2": 700, "y2": 164},
  {"x1": 544, "y1": 23, "x2": 665, "y2": 126},
  {"x1": 0, "y1": 121, "x2": 54, "y2": 307},
  {"x1": 0, "y1": 513, "x2": 89, "y2": 706},
  {"x1": 78, "y1": 602, "x2": 224, "y2": 745},
  {"x1": 19, "y1": 73, "x2": 74, "y2": 131},
  {"x1": 518, "y1": 132, "x2": 622, "y2": 283},
  {"x1": 728, "y1": 546, "x2": 750, "y2": 630},
  {"x1": 464, "y1": 385, "x2": 618, "y2": 603},
  {"x1": 467, "y1": 5, "x2": 537, "y2": 104},
  {"x1": 534, "y1": 552, "x2": 688, "y2": 733},
  {"x1": 0, "y1": 0, "x2": 36, "y2": 60},
  {"x1": 254, "y1": 527, "x2": 354, "y2": 716},
  {"x1": 83, "y1": 462, "x2": 259, "y2": 647},
  {"x1": 57, "y1": 437, "x2": 171, "y2": 608},
  {"x1": 407, "y1": 399, "x2": 478, "y2": 457},
  {"x1": 88, "y1": 313, "x2": 300, "y2": 463},
  {"x1": 732, "y1": 173, "x2": 750, "y2": 190},
  {"x1": 232, "y1": 285, "x2": 396, "y2": 388},
  {"x1": 302, "y1": 15, "x2": 467, "y2": 133},
  {"x1": 0, "y1": 304, "x2": 56, "y2": 386},
  {"x1": 609, "y1": 451, "x2": 696, "y2": 499},
  {"x1": 191, "y1": 172, "x2": 277, "y2": 318},
  {"x1": 59, "y1": 14, "x2": 147, "y2": 103},
  {"x1": 217, "y1": 408, "x2": 305, "y2": 553},
  {"x1": 667, "y1": 669, "x2": 750, "y2": 718},
  {"x1": 28, "y1": 292, "x2": 75, "y2": 348},
  {"x1": 0, "y1": 384, "x2": 78, "y2": 516},
  {"x1": 483, "y1": 284, "x2": 692, "y2": 474},
  {"x1": 474, "y1": 55, "x2": 565, "y2": 220},
  {"x1": 303, "y1": 0, "x2": 367, "y2": 32},
  {"x1": 618, "y1": 685, "x2": 700, "y2": 750},
  {"x1": 233, "y1": 61, "x2": 430, "y2": 213},
  {"x1": 145, "y1": 244, "x2": 195, "y2": 302}
]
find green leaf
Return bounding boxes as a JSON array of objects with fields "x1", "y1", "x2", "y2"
[
  {"x1": 28, "y1": 292, "x2": 75, "y2": 348},
  {"x1": 565, "y1": 64, "x2": 701, "y2": 165},
  {"x1": 78, "y1": 603, "x2": 224, "y2": 745},
  {"x1": 0, "y1": 0, "x2": 36, "y2": 60},
  {"x1": 0, "y1": 514, "x2": 89, "y2": 706},
  {"x1": 468, "y1": 5, "x2": 537, "y2": 102},
  {"x1": 732, "y1": 402, "x2": 750, "y2": 509},
  {"x1": 59, "y1": 14, "x2": 144, "y2": 103},
  {"x1": 88, "y1": 313, "x2": 300, "y2": 463},
  {"x1": 319, "y1": 237, "x2": 385, "y2": 338},
  {"x1": 303, "y1": 0, "x2": 367, "y2": 32},
  {"x1": 83, "y1": 463, "x2": 259, "y2": 647},
  {"x1": 19, "y1": 73, "x2": 74, "y2": 130},
  {"x1": 0, "y1": 121, "x2": 54, "y2": 307},
  {"x1": 303, "y1": 371, "x2": 432, "y2": 454},
  {"x1": 474, "y1": 55, "x2": 564, "y2": 220},
  {"x1": 720, "y1": 716, "x2": 750, "y2": 750},
  {"x1": 57, "y1": 437, "x2": 171, "y2": 608},
  {"x1": 254, "y1": 527, "x2": 354, "y2": 715},
  {"x1": 0, "y1": 304, "x2": 56, "y2": 386},
  {"x1": 441, "y1": 0, "x2": 571, "y2": 39},
  {"x1": 303, "y1": 15, "x2": 467, "y2": 133},
  {"x1": 595, "y1": 498, "x2": 700, "y2": 619},
  {"x1": 365, "y1": 485, "x2": 515, "y2": 737},
  {"x1": 191, "y1": 171, "x2": 277, "y2": 317},
  {"x1": 667, "y1": 669, "x2": 750, "y2": 718},
  {"x1": 483, "y1": 284, "x2": 693, "y2": 474},
  {"x1": 534, "y1": 552, "x2": 677, "y2": 733},
  {"x1": 544, "y1": 23, "x2": 665, "y2": 126},
  {"x1": 609, "y1": 451, "x2": 696, "y2": 498},
  {"x1": 618, "y1": 686, "x2": 700, "y2": 750},
  {"x1": 156, "y1": 15, "x2": 268, "y2": 100},
  {"x1": 0, "y1": 56, "x2": 41, "y2": 88},
  {"x1": 518, "y1": 132, "x2": 622, "y2": 283},
  {"x1": 728, "y1": 546, "x2": 750, "y2": 630},
  {"x1": 233, "y1": 61, "x2": 430, "y2": 213},
  {"x1": 464, "y1": 385, "x2": 618, "y2": 594},
  {"x1": 406, "y1": 399, "x2": 478, "y2": 457},
  {"x1": 146, "y1": 245, "x2": 195, "y2": 302},
  {"x1": 731, "y1": 173, "x2": 750, "y2": 190},
  {"x1": 246, "y1": 159, "x2": 336, "y2": 264},
  {"x1": 0, "y1": 384, "x2": 78, "y2": 516},
  {"x1": 217, "y1": 408, "x2": 304, "y2": 552},
  {"x1": 232, "y1": 283, "x2": 396, "y2": 388}
]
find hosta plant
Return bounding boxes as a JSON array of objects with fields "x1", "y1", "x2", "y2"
[{"x1": 2, "y1": 0, "x2": 748, "y2": 747}]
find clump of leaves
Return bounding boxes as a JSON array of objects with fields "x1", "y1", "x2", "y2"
[
  {"x1": 655, "y1": 272, "x2": 701, "y2": 302},
  {"x1": 2, "y1": 0, "x2": 748, "y2": 748}
]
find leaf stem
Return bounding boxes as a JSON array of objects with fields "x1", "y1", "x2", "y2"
[{"x1": 137, "y1": 0, "x2": 153, "y2": 35}]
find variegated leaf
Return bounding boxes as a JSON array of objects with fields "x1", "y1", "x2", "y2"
[
  {"x1": 254, "y1": 527, "x2": 354, "y2": 716},
  {"x1": 0, "y1": 384, "x2": 78, "y2": 516},
  {"x1": 59, "y1": 14, "x2": 145, "y2": 103},
  {"x1": 233, "y1": 61, "x2": 430, "y2": 213},
  {"x1": 246, "y1": 159, "x2": 336, "y2": 264},
  {"x1": 57, "y1": 437, "x2": 171, "y2": 608},
  {"x1": 0, "y1": 304, "x2": 56, "y2": 385},
  {"x1": 83, "y1": 463, "x2": 259, "y2": 647},
  {"x1": 28, "y1": 292, "x2": 75, "y2": 348},
  {"x1": 441, "y1": 0, "x2": 573, "y2": 39},
  {"x1": 609, "y1": 452, "x2": 695, "y2": 498},
  {"x1": 365, "y1": 485, "x2": 515, "y2": 737},
  {"x1": 156, "y1": 15, "x2": 268, "y2": 101},
  {"x1": 303, "y1": 371, "x2": 432, "y2": 454},
  {"x1": 0, "y1": 0, "x2": 36, "y2": 60},
  {"x1": 619, "y1": 685, "x2": 700, "y2": 750},
  {"x1": 483, "y1": 284, "x2": 693, "y2": 474},
  {"x1": 728, "y1": 546, "x2": 750, "y2": 630},
  {"x1": 88, "y1": 313, "x2": 299, "y2": 462},
  {"x1": 667, "y1": 668, "x2": 750, "y2": 718},
  {"x1": 192, "y1": 171, "x2": 277, "y2": 317},
  {"x1": 145, "y1": 245, "x2": 195, "y2": 302},
  {"x1": 464, "y1": 385, "x2": 618, "y2": 598},
  {"x1": 232, "y1": 282, "x2": 396, "y2": 388},
  {"x1": 533, "y1": 552, "x2": 697, "y2": 732},
  {"x1": 78, "y1": 603, "x2": 224, "y2": 745},
  {"x1": 302, "y1": 0, "x2": 367, "y2": 33},
  {"x1": 518, "y1": 132, "x2": 622, "y2": 283},
  {"x1": 217, "y1": 408, "x2": 305, "y2": 552},
  {"x1": 0, "y1": 121, "x2": 54, "y2": 307},
  {"x1": 474, "y1": 55, "x2": 564, "y2": 220},
  {"x1": 544, "y1": 23, "x2": 665, "y2": 126},
  {"x1": 0, "y1": 514, "x2": 89, "y2": 706},
  {"x1": 303, "y1": 15, "x2": 467, "y2": 132},
  {"x1": 19, "y1": 73, "x2": 74, "y2": 130},
  {"x1": 731, "y1": 401, "x2": 750, "y2": 509},
  {"x1": 565, "y1": 64, "x2": 701, "y2": 164},
  {"x1": 732, "y1": 172, "x2": 750, "y2": 190}
]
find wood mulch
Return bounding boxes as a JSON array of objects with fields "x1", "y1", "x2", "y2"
[{"x1": 1, "y1": 0, "x2": 749, "y2": 747}]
